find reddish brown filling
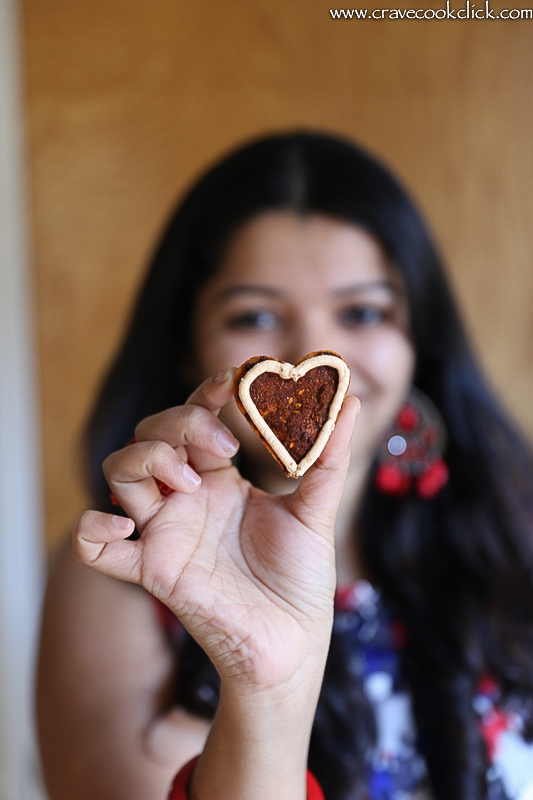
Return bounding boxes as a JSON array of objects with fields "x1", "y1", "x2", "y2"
[{"x1": 249, "y1": 366, "x2": 339, "y2": 464}]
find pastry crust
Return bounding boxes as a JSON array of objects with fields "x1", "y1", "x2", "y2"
[{"x1": 233, "y1": 351, "x2": 351, "y2": 478}]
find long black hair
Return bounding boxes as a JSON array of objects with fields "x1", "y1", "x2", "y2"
[{"x1": 85, "y1": 131, "x2": 533, "y2": 800}]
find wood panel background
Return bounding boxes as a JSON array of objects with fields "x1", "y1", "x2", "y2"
[{"x1": 22, "y1": 0, "x2": 533, "y2": 548}]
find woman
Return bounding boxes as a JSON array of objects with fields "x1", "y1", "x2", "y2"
[{"x1": 37, "y1": 132, "x2": 533, "y2": 800}]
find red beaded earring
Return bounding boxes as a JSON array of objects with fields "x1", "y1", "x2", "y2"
[{"x1": 374, "y1": 388, "x2": 449, "y2": 500}]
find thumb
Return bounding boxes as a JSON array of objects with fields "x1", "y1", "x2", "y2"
[
  {"x1": 72, "y1": 509, "x2": 142, "y2": 584},
  {"x1": 285, "y1": 395, "x2": 361, "y2": 535}
]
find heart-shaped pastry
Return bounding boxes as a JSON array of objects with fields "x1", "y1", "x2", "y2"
[{"x1": 233, "y1": 351, "x2": 351, "y2": 478}]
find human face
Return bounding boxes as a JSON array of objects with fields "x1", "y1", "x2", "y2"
[{"x1": 193, "y1": 211, "x2": 415, "y2": 482}]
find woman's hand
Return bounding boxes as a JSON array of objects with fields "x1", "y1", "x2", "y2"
[{"x1": 73, "y1": 368, "x2": 360, "y2": 694}]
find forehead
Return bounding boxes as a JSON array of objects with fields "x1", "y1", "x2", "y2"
[{"x1": 211, "y1": 211, "x2": 396, "y2": 291}]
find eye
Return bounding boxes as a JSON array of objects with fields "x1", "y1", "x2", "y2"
[
  {"x1": 227, "y1": 308, "x2": 279, "y2": 331},
  {"x1": 337, "y1": 304, "x2": 386, "y2": 327}
]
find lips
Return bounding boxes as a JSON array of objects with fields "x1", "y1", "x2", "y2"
[{"x1": 233, "y1": 351, "x2": 351, "y2": 478}]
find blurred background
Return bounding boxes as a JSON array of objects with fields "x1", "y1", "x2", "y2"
[{"x1": 1, "y1": 0, "x2": 532, "y2": 796}]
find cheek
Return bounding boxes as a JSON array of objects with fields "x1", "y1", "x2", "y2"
[
  {"x1": 194, "y1": 311, "x2": 272, "y2": 380},
  {"x1": 192, "y1": 333, "x2": 245, "y2": 384},
  {"x1": 193, "y1": 321, "x2": 230, "y2": 378},
  {"x1": 373, "y1": 333, "x2": 414, "y2": 396},
  {"x1": 352, "y1": 329, "x2": 414, "y2": 397},
  {"x1": 195, "y1": 332, "x2": 288, "y2": 385},
  {"x1": 346, "y1": 330, "x2": 415, "y2": 459}
]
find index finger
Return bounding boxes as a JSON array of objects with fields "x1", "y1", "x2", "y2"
[
  {"x1": 185, "y1": 368, "x2": 237, "y2": 413},
  {"x1": 184, "y1": 367, "x2": 239, "y2": 473}
]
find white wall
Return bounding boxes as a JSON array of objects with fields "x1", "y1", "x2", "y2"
[{"x1": 0, "y1": 0, "x2": 46, "y2": 797}]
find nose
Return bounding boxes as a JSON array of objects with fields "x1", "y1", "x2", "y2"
[{"x1": 281, "y1": 310, "x2": 342, "y2": 364}]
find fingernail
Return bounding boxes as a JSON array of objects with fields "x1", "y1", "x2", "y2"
[
  {"x1": 217, "y1": 427, "x2": 240, "y2": 456},
  {"x1": 112, "y1": 515, "x2": 134, "y2": 531},
  {"x1": 183, "y1": 463, "x2": 202, "y2": 487},
  {"x1": 213, "y1": 368, "x2": 235, "y2": 385}
]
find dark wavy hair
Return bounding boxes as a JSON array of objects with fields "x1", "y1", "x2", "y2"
[{"x1": 85, "y1": 131, "x2": 533, "y2": 800}]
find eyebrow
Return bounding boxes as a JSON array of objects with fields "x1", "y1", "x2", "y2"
[
  {"x1": 331, "y1": 281, "x2": 399, "y2": 298},
  {"x1": 214, "y1": 284, "x2": 285, "y2": 301},
  {"x1": 214, "y1": 280, "x2": 398, "y2": 302}
]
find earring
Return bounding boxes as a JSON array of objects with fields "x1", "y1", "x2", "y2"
[{"x1": 374, "y1": 388, "x2": 449, "y2": 500}]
